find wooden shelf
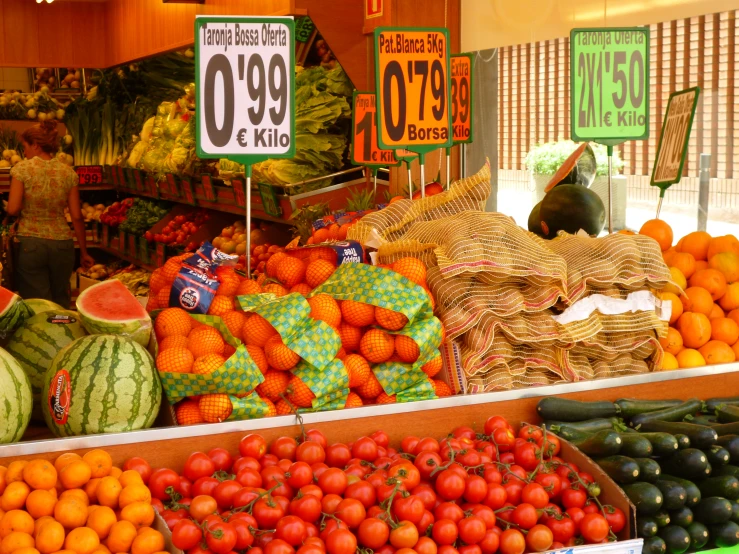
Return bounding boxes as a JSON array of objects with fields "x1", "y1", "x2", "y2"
[{"x1": 94, "y1": 245, "x2": 156, "y2": 272}]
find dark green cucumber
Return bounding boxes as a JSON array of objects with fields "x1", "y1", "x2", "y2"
[
  {"x1": 694, "y1": 496, "x2": 733, "y2": 524},
  {"x1": 697, "y1": 475, "x2": 739, "y2": 500},
  {"x1": 618, "y1": 432, "x2": 653, "y2": 457},
  {"x1": 670, "y1": 506, "x2": 694, "y2": 527},
  {"x1": 622, "y1": 482, "x2": 665, "y2": 515},
  {"x1": 732, "y1": 502, "x2": 739, "y2": 524},
  {"x1": 536, "y1": 397, "x2": 619, "y2": 422},
  {"x1": 715, "y1": 465, "x2": 739, "y2": 478},
  {"x1": 655, "y1": 480, "x2": 688, "y2": 510},
  {"x1": 686, "y1": 521, "x2": 710, "y2": 550},
  {"x1": 548, "y1": 425, "x2": 588, "y2": 441},
  {"x1": 631, "y1": 399, "x2": 702, "y2": 427},
  {"x1": 638, "y1": 420, "x2": 718, "y2": 448},
  {"x1": 635, "y1": 458, "x2": 663, "y2": 483},
  {"x1": 706, "y1": 444, "x2": 731, "y2": 467},
  {"x1": 615, "y1": 398, "x2": 683, "y2": 418},
  {"x1": 637, "y1": 433, "x2": 680, "y2": 456},
  {"x1": 569, "y1": 429, "x2": 623, "y2": 456},
  {"x1": 688, "y1": 414, "x2": 718, "y2": 426},
  {"x1": 717, "y1": 405, "x2": 739, "y2": 423},
  {"x1": 710, "y1": 521, "x2": 739, "y2": 547},
  {"x1": 660, "y1": 449, "x2": 711, "y2": 480},
  {"x1": 659, "y1": 475, "x2": 702, "y2": 507},
  {"x1": 657, "y1": 525, "x2": 691, "y2": 554},
  {"x1": 675, "y1": 434, "x2": 691, "y2": 449},
  {"x1": 706, "y1": 397, "x2": 739, "y2": 412},
  {"x1": 595, "y1": 456, "x2": 641, "y2": 484},
  {"x1": 711, "y1": 422, "x2": 739, "y2": 436},
  {"x1": 542, "y1": 417, "x2": 619, "y2": 433},
  {"x1": 642, "y1": 536, "x2": 667, "y2": 554},
  {"x1": 638, "y1": 516, "x2": 660, "y2": 537},
  {"x1": 717, "y1": 435, "x2": 739, "y2": 463},
  {"x1": 654, "y1": 509, "x2": 671, "y2": 527}
]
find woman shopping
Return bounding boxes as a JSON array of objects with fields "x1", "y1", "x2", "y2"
[{"x1": 7, "y1": 121, "x2": 94, "y2": 308}]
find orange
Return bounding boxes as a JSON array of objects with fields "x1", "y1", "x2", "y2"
[
  {"x1": 661, "y1": 352, "x2": 679, "y2": 370},
  {"x1": 677, "y1": 312, "x2": 712, "y2": 349},
  {"x1": 275, "y1": 399, "x2": 294, "y2": 415},
  {"x1": 689, "y1": 269, "x2": 727, "y2": 301},
  {"x1": 671, "y1": 252, "x2": 697, "y2": 279},
  {"x1": 174, "y1": 400, "x2": 204, "y2": 426},
  {"x1": 161, "y1": 258, "x2": 183, "y2": 283},
  {"x1": 395, "y1": 335, "x2": 420, "y2": 363},
  {"x1": 343, "y1": 354, "x2": 371, "y2": 388},
  {"x1": 286, "y1": 375, "x2": 315, "y2": 409},
  {"x1": 709, "y1": 252, "x2": 739, "y2": 284},
  {"x1": 265, "y1": 252, "x2": 287, "y2": 278},
  {"x1": 158, "y1": 335, "x2": 188, "y2": 351},
  {"x1": 221, "y1": 311, "x2": 247, "y2": 339},
  {"x1": 192, "y1": 353, "x2": 226, "y2": 375},
  {"x1": 117, "y1": 485, "x2": 150, "y2": 510},
  {"x1": 338, "y1": 323, "x2": 362, "y2": 352},
  {"x1": 707, "y1": 235, "x2": 739, "y2": 259},
  {"x1": 1, "y1": 482, "x2": 30, "y2": 511},
  {"x1": 359, "y1": 329, "x2": 395, "y2": 364},
  {"x1": 375, "y1": 307, "x2": 409, "y2": 331},
  {"x1": 256, "y1": 370, "x2": 290, "y2": 402},
  {"x1": 153, "y1": 308, "x2": 192, "y2": 339},
  {"x1": 289, "y1": 284, "x2": 313, "y2": 296},
  {"x1": 275, "y1": 257, "x2": 306, "y2": 288},
  {"x1": 245, "y1": 345, "x2": 268, "y2": 374},
  {"x1": 53, "y1": 499, "x2": 87, "y2": 530},
  {"x1": 35, "y1": 521, "x2": 64, "y2": 554},
  {"x1": 22, "y1": 460, "x2": 57, "y2": 491},
  {"x1": 312, "y1": 228, "x2": 329, "y2": 243},
  {"x1": 4, "y1": 464, "x2": 27, "y2": 485},
  {"x1": 59, "y1": 490, "x2": 88, "y2": 506},
  {"x1": 95, "y1": 478, "x2": 121, "y2": 510},
  {"x1": 25, "y1": 490, "x2": 56, "y2": 519},
  {"x1": 335, "y1": 347, "x2": 347, "y2": 361},
  {"x1": 207, "y1": 296, "x2": 235, "y2": 317},
  {"x1": 105, "y1": 521, "x2": 136, "y2": 554},
  {"x1": 720, "y1": 283, "x2": 739, "y2": 311},
  {"x1": 392, "y1": 258, "x2": 428, "y2": 286},
  {"x1": 0, "y1": 467, "x2": 6, "y2": 496},
  {"x1": 86, "y1": 507, "x2": 116, "y2": 541},
  {"x1": 376, "y1": 392, "x2": 397, "y2": 404},
  {"x1": 262, "y1": 283, "x2": 288, "y2": 297},
  {"x1": 148, "y1": 269, "x2": 166, "y2": 295},
  {"x1": 305, "y1": 259, "x2": 335, "y2": 288},
  {"x1": 728, "y1": 309, "x2": 739, "y2": 326},
  {"x1": 12, "y1": 547, "x2": 38, "y2": 554},
  {"x1": 82, "y1": 451, "x2": 112, "y2": 480},
  {"x1": 91, "y1": 547, "x2": 111, "y2": 554},
  {"x1": 340, "y1": 300, "x2": 376, "y2": 327},
  {"x1": 344, "y1": 392, "x2": 363, "y2": 408},
  {"x1": 130, "y1": 530, "x2": 164, "y2": 554},
  {"x1": 659, "y1": 327, "x2": 684, "y2": 356},
  {"x1": 680, "y1": 287, "x2": 714, "y2": 316},
  {"x1": 156, "y1": 287, "x2": 172, "y2": 309},
  {"x1": 709, "y1": 304, "x2": 725, "y2": 320},
  {"x1": 261, "y1": 398, "x2": 277, "y2": 417},
  {"x1": 639, "y1": 219, "x2": 673, "y2": 251},
  {"x1": 711, "y1": 317, "x2": 739, "y2": 345},
  {"x1": 307, "y1": 294, "x2": 341, "y2": 329},
  {"x1": 679, "y1": 231, "x2": 712, "y2": 261},
  {"x1": 198, "y1": 394, "x2": 233, "y2": 423},
  {"x1": 1, "y1": 512, "x2": 34, "y2": 538},
  {"x1": 663, "y1": 248, "x2": 677, "y2": 266},
  {"x1": 155, "y1": 348, "x2": 193, "y2": 374},
  {"x1": 0, "y1": 532, "x2": 34, "y2": 554},
  {"x1": 242, "y1": 314, "x2": 277, "y2": 347},
  {"x1": 432, "y1": 379, "x2": 453, "y2": 397},
  {"x1": 215, "y1": 271, "x2": 240, "y2": 297},
  {"x1": 118, "y1": 502, "x2": 154, "y2": 529},
  {"x1": 108, "y1": 468, "x2": 121, "y2": 480},
  {"x1": 188, "y1": 327, "x2": 226, "y2": 359},
  {"x1": 33, "y1": 517, "x2": 55, "y2": 538},
  {"x1": 733, "y1": 340, "x2": 739, "y2": 361},
  {"x1": 355, "y1": 371, "x2": 384, "y2": 400},
  {"x1": 695, "y1": 260, "x2": 710, "y2": 272},
  {"x1": 422, "y1": 354, "x2": 443, "y2": 377},
  {"x1": 699, "y1": 340, "x2": 736, "y2": 365},
  {"x1": 664, "y1": 267, "x2": 687, "y2": 295},
  {"x1": 64, "y1": 527, "x2": 99, "y2": 554},
  {"x1": 236, "y1": 279, "x2": 262, "y2": 296}
]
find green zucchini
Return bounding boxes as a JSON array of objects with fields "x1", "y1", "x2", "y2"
[
  {"x1": 675, "y1": 434, "x2": 691, "y2": 449},
  {"x1": 642, "y1": 536, "x2": 667, "y2": 554},
  {"x1": 618, "y1": 433, "x2": 653, "y2": 457},
  {"x1": 698, "y1": 475, "x2": 739, "y2": 500},
  {"x1": 637, "y1": 433, "x2": 680, "y2": 457},
  {"x1": 615, "y1": 398, "x2": 683, "y2": 418},
  {"x1": 622, "y1": 482, "x2": 665, "y2": 515},
  {"x1": 655, "y1": 480, "x2": 688, "y2": 510},
  {"x1": 638, "y1": 420, "x2": 718, "y2": 448},
  {"x1": 654, "y1": 509, "x2": 671, "y2": 527},
  {"x1": 717, "y1": 405, "x2": 739, "y2": 423},
  {"x1": 706, "y1": 444, "x2": 731, "y2": 467},
  {"x1": 569, "y1": 429, "x2": 622, "y2": 456},
  {"x1": 631, "y1": 399, "x2": 702, "y2": 427},
  {"x1": 715, "y1": 465, "x2": 739, "y2": 478},
  {"x1": 694, "y1": 496, "x2": 734, "y2": 524},
  {"x1": 687, "y1": 414, "x2": 718, "y2": 426},
  {"x1": 637, "y1": 516, "x2": 660, "y2": 537},
  {"x1": 686, "y1": 521, "x2": 710, "y2": 550},
  {"x1": 536, "y1": 397, "x2": 619, "y2": 422},
  {"x1": 669, "y1": 506, "x2": 694, "y2": 527},
  {"x1": 659, "y1": 475, "x2": 702, "y2": 507},
  {"x1": 706, "y1": 397, "x2": 739, "y2": 412},
  {"x1": 595, "y1": 456, "x2": 641, "y2": 484},
  {"x1": 717, "y1": 435, "x2": 739, "y2": 463},
  {"x1": 547, "y1": 425, "x2": 587, "y2": 442},
  {"x1": 732, "y1": 501, "x2": 739, "y2": 524},
  {"x1": 635, "y1": 458, "x2": 663, "y2": 483},
  {"x1": 657, "y1": 525, "x2": 691, "y2": 554},
  {"x1": 711, "y1": 422, "x2": 739, "y2": 436},
  {"x1": 710, "y1": 520, "x2": 739, "y2": 547},
  {"x1": 660, "y1": 449, "x2": 711, "y2": 480},
  {"x1": 542, "y1": 417, "x2": 619, "y2": 433}
]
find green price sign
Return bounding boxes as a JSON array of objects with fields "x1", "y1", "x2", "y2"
[{"x1": 570, "y1": 27, "x2": 650, "y2": 143}]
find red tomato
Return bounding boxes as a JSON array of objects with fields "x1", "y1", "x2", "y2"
[
  {"x1": 270, "y1": 436, "x2": 298, "y2": 461},
  {"x1": 435, "y1": 502, "x2": 464, "y2": 523},
  {"x1": 172, "y1": 519, "x2": 202, "y2": 551},
  {"x1": 415, "y1": 437, "x2": 440, "y2": 454},
  {"x1": 321, "y1": 494, "x2": 342, "y2": 514},
  {"x1": 458, "y1": 516, "x2": 486, "y2": 545},
  {"x1": 583, "y1": 501, "x2": 599, "y2": 514},
  {"x1": 192, "y1": 476, "x2": 219, "y2": 497},
  {"x1": 230, "y1": 518, "x2": 254, "y2": 550},
  {"x1": 233, "y1": 456, "x2": 261, "y2": 473},
  {"x1": 484, "y1": 415, "x2": 511, "y2": 435},
  {"x1": 252, "y1": 497, "x2": 286, "y2": 529},
  {"x1": 469, "y1": 505, "x2": 496, "y2": 529},
  {"x1": 412, "y1": 483, "x2": 437, "y2": 510},
  {"x1": 344, "y1": 480, "x2": 376, "y2": 509},
  {"x1": 275, "y1": 515, "x2": 307, "y2": 546},
  {"x1": 289, "y1": 493, "x2": 322, "y2": 523},
  {"x1": 392, "y1": 494, "x2": 425, "y2": 524},
  {"x1": 499, "y1": 528, "x2": 526, "y2": 554},
  {"x1": 432, "y1": 519, "x2": 459, "y2": 546},
  {"x1": 325, "y1": 528, "x2": 357, "y2": 554},
  {"x1": 519, "y1": 425, "x2": 543, "y2": 441},
  {"x1": 521, "y1": 483, "x2": 549, "y2": 509},
  {"x1": 511, "y1": 503, "x2": 538, "y2": 530},
  {"x1": 561, "y1": 487, "x2": 587, "y2": 509},
  {"x1": 213, "y1": 479, "x2": 241, "y2": 509},
  {"x1": 546, "y1": 515, "x2": 576, "y2": 544},
  {"x1": 482, "y1": 464, "x2": 503, "y2": 485},
  {"x1": 480, "y1": 528, "x2": 500, "y2": 554},
  {"x1": 513, "y1": 442, "x2": 540, "y2": 471},
  {"x1": 297, "y1": 441, "x2": 326, "y2": 465},
  {"x1": 484, "y1": 483, "x2": 508, "y2": 510},
  {"x1": 502, "y1": 481, "x2": 523, "y2": 505},
  {"x1": 148, "y1": 468, "x2": 180, "y2": 501},
  {"x1": 123, "y1": 457, "x2": 152, "y2": 484},
  {"x1": 389, "y1": 520, "x2": 419, "y2": 549},
  {"x1": 539, "y1": 433, "x2": 561, "y2": 457},
  {"x1": 205, "y1": 521, "x2": 237, "y2": 554},
  {"x1": 370, "y1": 430, "x2": 390, "y2": 448},
  {"x1": 304, "y1": 429, "x2": 328, "y2": 448},
  {"x1": 435, "y1": 469, "x2": 466, "y2": 501},
  {"x1": 452, "y1": 426, "x2": 476, "y2": 441},
  {"x1": 401, "y1": 436, "x2": 421, "y2": 454},
  {"x1": 464, "y1": 475, "x2": 488, "y2": 504},
  {"x1": 208, "y1": 448, "x2": 233, "y2": 472},
  {"x1": 604, "y1": 506, "x2": 626, "y2": 534},
  {"x1": 566, "y1": 507, "x2": 586, "y2": 528},
  {"x1": 286, "y1": 461, "x2": 313, "y2": 489},
  {"x1": 580, "y1": 513, "x2": 610, "y2": 543},
  {"x1": 493, "y1": 428, "x2": 516, "y2": 452},
  {"x1": 317, "y1": 468, "x2": 348, "y2": 495},
  {"x1": 534, "y1": 472, "x2": 562, "y2": 499},
  {"x1": 184, "y1": 452, "x2": 216, "y2": 482},
  {"x1": 352, "y1": 437, "x2": 379, "y2": 461},
  {"x1": 388, "y1": 463, "x2": 421, "y2": 490},
  {"x1": 357, "y1": 517, "x2": 390, "y2": 549},
  {"x1": 458, "y1": 546, "x2": 482, "y2": 554},
  {"x1": 415, "y1": 536, "x2": 439, "y2": 554},
  {"x1": 236, "y1": 468, "x2": 262, "y2": 489},
  {"x1": 335, "y1": 498, "x2": 366, "y2": 529},
  {"x1": 239, "y1": 434, "x2": 267, "y2": 459},
  {"x1": 264, "y1": 538, "x2": 295, "y2": 554},
  {"x1": 526, "y1": 524, "x2": 553, "y2": 552},
  {"x1": 417, "y1": 509, "x2": 435, "y2": 535},
  {"x1": 189, "y1": 495, "x2": 217, "y2": 522}
]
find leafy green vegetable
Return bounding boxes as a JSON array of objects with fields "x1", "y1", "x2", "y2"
[{"x1": 119, "y1": 198, "x2": 170, "y2": 235}]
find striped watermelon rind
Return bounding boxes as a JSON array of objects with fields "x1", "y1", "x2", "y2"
[
  {"x1": 42, "y1": 334, "x2": 161, "y2": 437},
  {"x1": 76, "y1": 281, "x2": 152, "y2": 346},
  {"x1": 0, "y1": 347, "x2": 32, "y2": 444},
  {"x1": 26, "y1": 299, "x2": 63, "y2": 316},
  {"x1": 0, "y1": 290, "x2": 33, "y2": 339}
]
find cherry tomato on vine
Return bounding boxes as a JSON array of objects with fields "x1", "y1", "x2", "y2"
[
  {"x1": 208, "y1": 448, "x2": 233, "y2": 472},
  {"x1": 604, "y1": 506, "x2": 626, "y2": 533},
  {"x1": 189, "y1": 495, "x2": 218, "y2": 522},
  {"x1": 521, "y1": 482, "x2": 550, "y2": 509},
  {"x1": 458, "y1": 515, "x2": 486, "y2": 545},
  {"x1": 464, "y1": 474, "x2": 488, "y2": 503},
  {"x1": 230, "y1": 517, "x2": 255, "y2": 550},
  {"x1": 561, "y1": 487, "x2": 587, "y2": 509},
  {"x1": 183, "y1": 452, "x2": 216, "y2": 482},
  {"x1": 535, "y1": 472, "x2": 562, "y2": 499},
  {"x1": 499, "y1": 528, "x2": 526, "y2": 554},
  {"x1": 289, "y1": 493, "x2": 322, "y2": 523},
  {"x1": 275, "y1": 515, "x2": 307, "y2": 546},
  {"x1": 270, "y1": 436, "x2": 298, "y2": 461},
  {"x1": 580, "y1": 513, "x2": 610, "y2": 543},
  {"x1": 435, "y1": 469, "x2": 466, "y2": 501},
  {"x1": 511, "y1": 503, "x2": 538, "y2": 530},
  {"x1": 546, "y1": 515, "x2": 576, "y2": 544},
  {"x1": 325, "y1": 528, "x2": 357, "y2": 554},
  {"x1": 171, "y1": 519, "x2": 202, "y2": 551},
  {"x1": 205, "y1": 521, "x2": 237, "y2": 554},
  {"x1": 526, "y1": 524, "x2": 554, "y2": 552},
  {"x1": 357, "y1": 517, "x2": 390, "y2": 549},
  {"x1": 389, "y1": 520, "x2": 419, "y2": 549},
  {"x1": 484, "y1": 415, "x2": 511, "y2": 435},
  {"x1": 519, "y1": 425, "x2": 543, "y2": 441},
  {"x1": 148, "y1": 468, "x2": 180, "y2": 501},
  {"x1": 123, "y1": 457, "x2": 152, "y2": 484}
]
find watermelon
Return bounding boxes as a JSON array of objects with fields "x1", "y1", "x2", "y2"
[
  {"x1": 0, "y1": 287, "x2": 33, "y2": 339},
  {"x1": 26, "y1": 299, "x2": 63, "y2": 316},
  {"x1": 42, "y1": 334, "x2": 161, "y2": 437},
  {"x1": 0, "y1": 347, "x2": 32, "y2": 443},
  {"x1": 76, "y1": 280, "x2": 152, "y2": 346},
  {"x1": 6, "y1": 310, "x2": 87, "y2": 408}
]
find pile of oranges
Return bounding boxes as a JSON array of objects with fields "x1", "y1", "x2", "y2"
[
  {"x1": 0, "y1": 450, "x2": 164, "y2": 554},
  {"x1": 639, "y1": 219, "x2": 739, "y2": 369}
]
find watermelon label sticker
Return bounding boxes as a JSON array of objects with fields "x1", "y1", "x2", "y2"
[
  {"x1": 48, "y1": 369, "x2": 71, "y2": 425},
  {"x1": 47, "y1": 315, "x2": 77, "y2": 325}
]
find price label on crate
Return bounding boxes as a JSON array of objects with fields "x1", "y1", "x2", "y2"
[
  {"x1": 374, "y1": 28, "x2": 453, "y2": 153},
  {"x1": 155, "y1": 243, "x2": 166, "y2": 267},
  {"x1": 651, "y1": 87, "x2": 700, "y2": 190},
  {"x1": 451, "y1": 54, "x2": 474, "y2": 144},
  {"x1": 351, "y1": 92, "x2": 399, "y2": 168},
  {"x1": 133, "y1": 170, "x2": 144, "y2": 192},
  {"x1": 76, "y1": 166, "x2": 103, "y2": 185},
  {"x1": 571, "y1": 27, "x2": 650, "y2": 142},
  {"x1": 201, "y1": 174, "x2": 216, "y2": 202},
  {"x1": 233, "y1": 179, "x2": 246, "y2": 207},
  {"x1": 195, "y1": 16, "x2": 296, "y2": 163},
  {"x1": 180, "y1": 177, "x2": 196, "y2": 205}
]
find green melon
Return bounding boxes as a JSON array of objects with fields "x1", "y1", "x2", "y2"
[
  {"x1": 76, "y1": 280, "x2": 151, "y2": 346},
  {"x1": 42, "y1": 334, "x2": 161, "y2": 437},
  {"x1": 0, "y1": 287, "x2": 33, "y2": 339},
  {"x1": 25, "y1": 299, "x2": 64, "y2": 316},
  {"x1": 0, "y1": 347, "x2": 32, "y2": 444},
  {"x1": 538, "y1": 184, "x2": 606, "y2": 238}
]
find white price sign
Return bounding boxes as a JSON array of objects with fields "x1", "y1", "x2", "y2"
[{"x1": 195, "y1": 16, "x2": 295, "y2": 161}]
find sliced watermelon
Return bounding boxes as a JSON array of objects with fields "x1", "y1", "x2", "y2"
[
  {"x1": 76, "y1": 280, "x2": 152, "y2": 346},
  {"x1": 0, "y1": 287, "x2": 33, "y2": 339}
]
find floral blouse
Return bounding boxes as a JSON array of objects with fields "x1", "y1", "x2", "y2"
[{"x1": 10, "y1": 157, "x2": 77, "y2": 240}]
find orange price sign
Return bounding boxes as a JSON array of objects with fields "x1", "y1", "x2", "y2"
[
  {"x1": 351, "y1": 92, "x2": 399, "y2": 168},
  {"x1": 374, "y1": 27, "x2": 452, "y2": 154},
  {"x1": 451, "y1": 54, "x2": 474, "y2": 144}
]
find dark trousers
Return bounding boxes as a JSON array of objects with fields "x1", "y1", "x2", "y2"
[{"x1": 14, "y1": 236, "x2": 75, "y2": 309}]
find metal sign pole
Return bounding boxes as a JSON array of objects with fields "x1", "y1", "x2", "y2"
[
  {"x1": 406, "y1": 160, "x2": 413, "y2": 198},
  {"x1": 419, "y1": 154, "x2": 426, "y2": 198},
  {"x1": 245, "y1": 165, "x2": 252, "y2": 276},
  {"x1": 607, "y1": 145, "x2": 613, "y2": 234},
  {"x1": 445, "y1": 147, "x2": 451, "y2": 189}
]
